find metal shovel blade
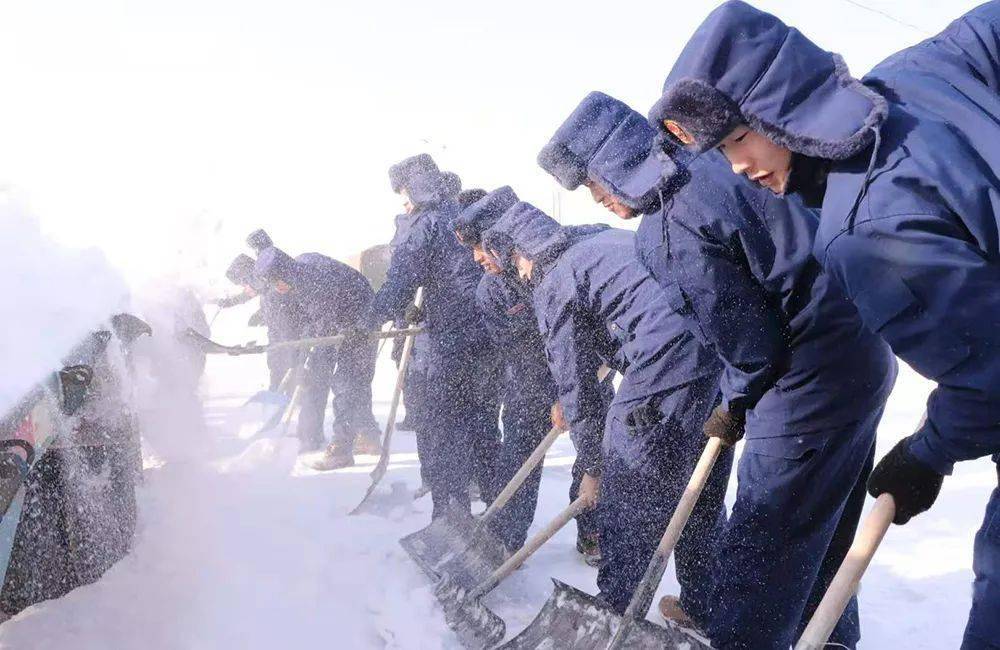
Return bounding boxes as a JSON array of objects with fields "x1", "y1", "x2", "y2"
[
  {"x1": 434, "y1": 525, "x2": 510, "y2": 592},
  {"x1": 399, "y1": 510, "x2": 478, "y2": 580},
  {"x1": 498, "y1": 580, "x2": 616, "y2": 649},
  {"x1": 499, "y1": 579, "x2": 710, "y2": 650},
  {"x1": 607, "y1": 616, "x2": 713, "y2": 650},
  {"x1": 435, "y1": 576, "x2": 506, "y2": 649},
  {"x1": 242, "y1": 390, "x2": 291, "y2": 436}
]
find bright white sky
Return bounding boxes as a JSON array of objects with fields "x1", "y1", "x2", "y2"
[{"x1": 0, "y1": 0, "x2": 982, "y2": 289}]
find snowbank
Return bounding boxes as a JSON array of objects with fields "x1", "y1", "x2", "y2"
[{"x1": 0, "y1": 194, "x2": 128, "y2": 413}]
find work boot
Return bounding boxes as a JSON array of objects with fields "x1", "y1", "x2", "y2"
[
  {"x1": 353, "y1": 434, "x2": 382, "y2": 455},
  {"x1": 658, "y1": 595, "x2": 696, "y2": 629},
  {"x1": 576, "y1": 532, "x2": 602, "y2": 567},
  {"x1": 307, "y1": 443, "x2": 354, "y2": 471}
]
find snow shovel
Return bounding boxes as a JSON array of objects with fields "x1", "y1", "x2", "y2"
[
  {"x1": 795, "y1": 493, "x2": 895, "y2": 650},
  {"x1": 402, "y1": 366, "x2": 614, "y2": 579},
  {"x1": 497, "y1": 438, "x2": 725, "y2": 650},
  {"x1": 250, "y1": 353, "x2": 312, "y2": 438},
  {"x1": 435, "y1": 495, "x2": 592, "y2": 649},
  {"x1": 350, "y1": 288, "x2": 424, "y2": 515},
  {"x1": 241, "y1": 364, "x2": 300, "y2": 438},
  {"x1": 400, "y1": 425, "x2": 562, "y2": 580}
]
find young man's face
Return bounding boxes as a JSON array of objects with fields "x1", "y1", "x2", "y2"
[
  {"x1": 273, "y1": 280, "x2": 292, "y2": 294},
  {"x1": 514, "y1": 252, "x2": 534, "y2": 282},
  {"x1": 718, "y1": 126, "x2": 793, "y2": 195},
  {"x1": 242, "y1": 285, "x2": 258, "y2": 298},
  {"x1": 583, "y1": 179, "x2": 637, "y2": 220},
  {"x1": 399, "y1": 188, "x2": 415, "y2": 214},
  {"x1": 472, "y1": 244, "x2": 503, "y2": 275}
]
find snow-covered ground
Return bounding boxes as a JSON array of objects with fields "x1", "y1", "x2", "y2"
[{"x1": 0, "y1": 328, "x2": 992, "y2": 649}]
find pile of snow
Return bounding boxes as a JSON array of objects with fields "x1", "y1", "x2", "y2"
[{"x1": 0, "y1": 194, "x2": 128, "y2": 413}]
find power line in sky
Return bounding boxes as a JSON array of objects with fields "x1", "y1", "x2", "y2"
[{"x1": 841, "y1": 0, "x2": 931, "y2": 35}]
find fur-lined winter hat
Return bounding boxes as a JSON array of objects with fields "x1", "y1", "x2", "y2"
[
  {"x1": 246, "y1": 229, "x2": 273, "y2": 253},
  {"x1": 226, "y1": 254, "x2": 257, "y2": 286},
  {"x1": 253, "y1": 247, "x2": 298, "y2": 285},
  {"x1": 648, "y1": 0, "x2": 886, "y2": 160},
  {"x1": 538, "y1": 92, "x2": 632, "y2": 190},
  {"x1": 389, "y1": 154, "x2": 439, "y2": 193},
  {"x1": 482, "y1": 202, "x2": 564, "y2": 264},
  {"x1": 581, "y1": 95, "x2": 673, "y2": 213},
  {"x1": 457, "y1": 188, "x2": 488, "y2": 210},
  {"x1": 441, "y1": 171, "x2": 462, "y2": 199},
  {"x1": 388, "y1": 153, "x2": 450, "y2": 208},
  {"x1": 453, "y1": 186, "x2": 519, "y2": 247}
]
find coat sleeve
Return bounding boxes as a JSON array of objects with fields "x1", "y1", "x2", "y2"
[
  {"x1": 825, "y1": 214, "x2": 1000, "y2": 475},
  {"x1": 948, "y1": 6, "x2": 1000, "y2": 91},
  {"x1": 476, "y1": 278, "x2": 514, "y2": 349},
  {"x1": 665, "y1": 210, "x2": 786, "y2": 415},
  {"x1": 534, "y1": 272, "x2": 605, "y2": 473},
  {"x1": 217, "y1": 292, "x2": 254, "y2": 309},
  {"x1": 366, "y1": 216, "x2": 434, "y2": 327}
]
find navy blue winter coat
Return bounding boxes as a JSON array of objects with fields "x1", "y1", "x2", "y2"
[
  {"x1": 254, "y1": 247, "x2": 373, "y2": 338},
  {"x1": 454, "y1": 186, "x2": 556, "y2": 408},
  {"x1": 540, "y1": 90, "x2": 894, "y2": 437},
  {"x1": 259, "y1": 289, "x2": 301, "y2": 342},
  {"x1": 477, "y1": 274, "x2": 557, "y2": 413},
  {"x1": 639, "y1": 155, "x2": 894, "y2": 438},
  {"x1": 389, "y1": 212, "x2": 430, "y2": 374},
  {"x1": 368, "y1": 155, "x2": 488, "y2": 356},
  {"x1": 483, "y1": 204, "x2": 721, "y2": 470},
  {"x1": 825, "y1": 3, "x2": 1000, "y2": 473},
  {"x1": 653, "y1": 0, "x2": 1000, "y2": 473}
]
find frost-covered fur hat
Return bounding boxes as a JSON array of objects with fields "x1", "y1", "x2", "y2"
[
  {"x1": 441, "y1": 171, "x2": 462, "y2": 199},
  {"x1": 457, "y1": 188, "x2": 488, "y2": 210},
  {"x1": 388, "y1": 153, "x2": 449, "y2": 207},
  {"x1": 253, "y1": 247, "x2": 299, "y2": 285},
  {"x1": 226, "y1": 254, "x2": 257, "y2": 286},
  {"x1": 582, "y1": 95, "x2": 673, "y2": 212},
  {"x1": 538, "y1": 92, "x2": 632, "y2": 190},
  {"x1": 453, "y1": 186, "x2": 519, "y2": 247},
  {"x1": 649, "y1": 0, "x2": 886, "y2": 160},
  {"x1": 246, "y1": 229, "x2": 273, "y2": 253},
  {"x1": 482, "y1": 202, "x2": 565, "y2": 264}
]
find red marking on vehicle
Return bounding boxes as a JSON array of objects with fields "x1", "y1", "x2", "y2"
[{"x1": 8, "y1": 414, "x2": 37, "y2": 461}]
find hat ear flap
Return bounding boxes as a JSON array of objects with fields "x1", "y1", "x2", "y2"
[{"x1": 649, "y1": 78, "x2": 744, "y2": 152}]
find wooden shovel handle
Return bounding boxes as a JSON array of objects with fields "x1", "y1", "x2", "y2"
[
  {"x1": 374, "y1": 288, "x2": 424, "y2": 465},
  {"x1": 480, "y1": 427, "x2": 562, "y2": 525},
  {"x1": 349, "y1": 289, "x2": 424, "y2": 515},
  {"x1": 795, "y1": 493, "x2": 896, "y2": 650},
  {"x1": 266, "y1": 327, "x2": 424, "y2": 353},
  {"x1": 478, "y1": 366, "x2": 610, "y2": 527},
  {"x1": 621, "y1": 437, "x2": 723, "y2": 621},
  {"x1": 471, "y1": 496, "x2": 590, "y2": 599}
]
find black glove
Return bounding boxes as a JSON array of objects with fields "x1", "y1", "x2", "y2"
[
  {"x1": 58, "y1": 365, "x2": 95, "y2": 415},
  {"x1": 404, "y1": 303, "x2": 424, "y2": 325},
  {"x1": 626, "y1": 402, "x2": 662, "y2": 431},
  {"x1": 390, "y1": 337, "x2": 404, "y2": 364},
  {"x1": 703, "y1": 405, "x2": 745, "y2": 447},
  {"x1": 867, "y1": 437, "x2": 944, "y2": 525}
]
